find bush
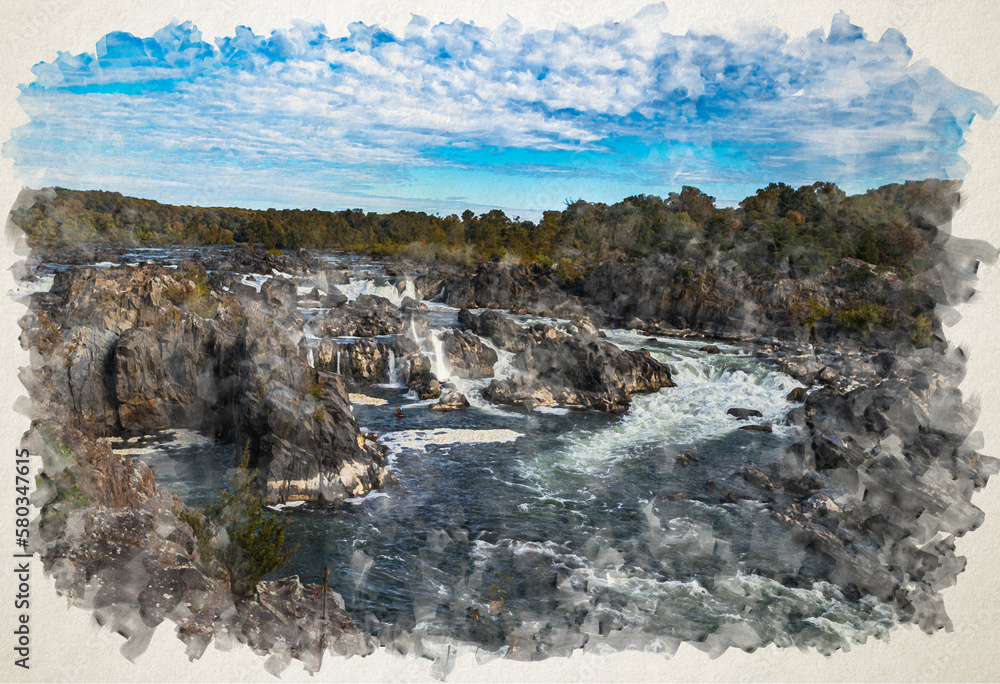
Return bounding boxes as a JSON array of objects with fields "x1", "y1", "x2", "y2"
[
  {"x1": 36, "y1": 468, "x2": 91, "y2": 527},
  {"x1": 909, "y1": 314, "x2": 935, "y2": 348},
  {"x1": 554, "y1": 257, "x2": 586, "y2": 286},
  {"x1": 836, "y1": 302, "x2": 893, "y2": 333},
  {"x1": 843, "y1": 265, "x2": 873, "y2": 286},
  {"x1": 802, "y1": 297, "x2": 829, "y2": 331},
  {"x1": 183, "y1": 447, "x2": 296, "y2": 597}
]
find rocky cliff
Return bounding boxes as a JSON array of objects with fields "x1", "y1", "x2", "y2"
[{"x1": 21, "y1": 262, "x2": 390, "y2": 506}]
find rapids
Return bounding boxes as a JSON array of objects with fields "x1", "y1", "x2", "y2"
[{"x1": 64, "y1": 248, "x2": 896, "y2": 655}]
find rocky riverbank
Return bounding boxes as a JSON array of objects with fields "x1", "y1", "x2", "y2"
[
  {"x1": 407, "y1": 249, "x2": 997, "y2": 634},
  {"x1": 16, "y1": 240, "x2": 999, "y2": 664}
]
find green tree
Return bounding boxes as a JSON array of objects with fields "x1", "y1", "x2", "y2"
[{"x1": 182, "y1": 447, "x2": 295, "y2": 598}]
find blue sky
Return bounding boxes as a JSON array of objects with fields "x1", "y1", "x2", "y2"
[{"x1": 4, "y1": 4, "x2": 995, "y2": 219}]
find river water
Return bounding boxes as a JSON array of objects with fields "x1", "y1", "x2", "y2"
[{"x1": 33, "y1": 247, "x2": 897, "y2": 657}]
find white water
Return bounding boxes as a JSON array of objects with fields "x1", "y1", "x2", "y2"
[
  {"x1": 240, "y1": 272, "x2": 272, "y2": 292},
  {"x1": 522, "y1": 350, "x2": 803, "y2": 480},
  {"x1": 63, "y1": 249, "x2": 892, "y2": 655},
  {"x1": 335, "y1": 278, "x2": 417, "y2": 307},
  {"x1": 9, "y1": 273, "x2": 54, "y2": 301},
  {"x1": 386, "y1": 349, "x2": 405, "y2": 387},
  {"x1": 429, "y1": 332, "x2": 450, "y2": 381},
  {"x1": 379, "y1": 428, "x2": 525, "y2": 465}
]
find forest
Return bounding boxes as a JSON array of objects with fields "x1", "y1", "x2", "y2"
[{"x1": 11, "y1": 179, "x2": 958, "y2": 280}]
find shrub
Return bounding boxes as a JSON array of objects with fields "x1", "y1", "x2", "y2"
[
  {"x1": 843, "y1": 265, "x2": 873, "y2": 286},
  {"x1": 836, "y1": 302, "x2": 893, "y2": 332},
  {"x1": 36, "y1": 468, "x2": 91, "y2": 527},
  {"x1": 305, "y1": 374, "x2": 324, "y2": 400},
  {"x1": 554, "y1": 257, "x2": 586, "y2": 286},
  {"x1": 909, "y1": 314, "x2": 935, "y2": 348},
  {"x1": 183, "y1": 447, "x2": 296, "y2": 597},
  {"x1": 802, "y1": 297, "x2": 829, "y2": 331}
]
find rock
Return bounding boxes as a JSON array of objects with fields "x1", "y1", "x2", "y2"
[
  {"x1": 738, "y1": 425, "x2": 773, "y2": 433},
  {"x1": 802, "y1": 493, "x2": 841, "y2": 516},
  {"x1": 343, "y1": 340, "x2": 390, "y2": 384},
  {"x1": 403, "y1": 355, "x2": 435, "y2": 387},
  {"x1": 400, "y1": 296, "x2": 426, "y2": 312},
  {"x1": 727, "y1": 408, "x2": 763, "y2": 420},
  {"x1": 484, "y1": 333, "x2": 674, "y2": 413},
  {"x1": 458, "y1": 308, "x2": 531, "y2": 353},
  {"x1": 429, "y1": 390, "x2": 469, "y2": 412},
  {"x1": 741, "y1": 465, "x2": 780, "y2": 491},
  {"x1": 239, "y1": 369, "x2": 391, "y2": 504},
  {"x1": 786, "y1": 387, "x2": 808, "y2": 402},
  {"x1": 674, "y1": 453, "x2": 699, "y2": 468},
  {"x1": 811, "y1": 433, "x2": 871, "y2": 470},
  {"x1": 199, "y1": 245, "x2": 319, "y2": 276},
  {"x1": 24, "y1": 264, "x2": 392, "y2": 507},
  {"x1": 323, "y1": 289, "x2": 349, "y2": 308},
  {"x1": 817, "y1": 366, "x2": 840, "y2": 384},
  {"x1": 699, "y1": 345, "x2": 721, "y2": 354},
  {"x1": 441, "y1": 262, "x2": 578, "y2": 314},
  {"x1": 310, "y1": 296, "x2": 402, "y2": 337},
  {"x1": 568, "y1": 316, "x2": 602, "y2": 337},
  {"x1": 412, "y1": 379, "x2": 441, "y2": 400},
  {"x1": 440, "y1": 330, "x2": 498, "y2": 379}
]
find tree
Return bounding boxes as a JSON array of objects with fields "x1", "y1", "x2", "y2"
[{"x1": 182, "y1": 447, "x2": 296, "y2": 598}]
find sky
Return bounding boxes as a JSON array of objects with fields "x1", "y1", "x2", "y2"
[{"x1": 3, "y1": 3, "x2": 996, "y2": 220}]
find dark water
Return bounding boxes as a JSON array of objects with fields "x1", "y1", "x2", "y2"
[{"x1": 50, "y1": 248, "x2": 896, "y2": 655}]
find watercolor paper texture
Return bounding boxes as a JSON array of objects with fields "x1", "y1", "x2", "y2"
[{"x1": 1, "y1": 1, "x2": 1000, "y2": 681}]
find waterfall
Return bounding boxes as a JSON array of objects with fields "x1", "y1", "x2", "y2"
[
  {"x1": 307, "y1": 348, "x2": 315, "y2": 369},
  {"x1": 334, "y1": 277, "x2": 418, "y2": 307},
  {"x1": 430, "y1": 332, "x2": 449, "y2": 381},
  {"x1": 336, "y1": 349, "x2": 342, "y2": 375},
  {"x1": 388, "y1": 349, "x2": 398, "y2": 386}
]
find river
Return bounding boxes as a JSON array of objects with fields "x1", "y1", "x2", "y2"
[{"x1": 35, "y1": 247, "x2": 896, "y2": 657}]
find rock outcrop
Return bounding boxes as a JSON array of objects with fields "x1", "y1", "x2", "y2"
[
  {"x1": 440, "y1": 330, "x2": 498, "y2": 379},
  {"x1": 310, "y1": 294, "x2": 403, "y2": 337},
  {"x1": 484, "y1": 332, "x2": 674, "y2": 413},
  {"x1": 726, "y1": 348, "x2": 996, "y2": 631},
  {"x1": 21, "y1": 263, "x2": 391, "y2": 507}
]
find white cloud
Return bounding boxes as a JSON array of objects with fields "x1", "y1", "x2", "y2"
[{"x1": 5, "y1": 7, "x2": 995, "y2": 213}]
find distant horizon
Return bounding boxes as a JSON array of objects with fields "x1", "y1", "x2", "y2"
[
  {"x1": 4, "y1": 6, "x2": 993, "y2": 224},
  {"x1": 19, "y1": 176, "x2": 952, "y2": 224}
]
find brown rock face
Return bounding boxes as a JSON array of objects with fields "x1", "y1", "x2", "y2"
[
  {"x1": 484, "y1": 332, "x2": 674, "y2": 413},
  {"x1": 440, "y1": 330, "x2": 498, "y2": 379},
  {"x1": 23, "y1": 264, "x2": 391, "y2": 506}
]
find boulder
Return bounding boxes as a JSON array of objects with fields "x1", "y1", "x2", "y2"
[
  {"x1": 310, "y1": 295, "x2": 403, "y2": 338},
  {"x1": 458, "y1": 308, "x2": 530, "y2": 353},
  {"x1": 24, "y1": 264, "x2": 393, "y2": 507},
  {"x1": 484, "y1": 333, "x2": 674, "y2": 413},
  {"x1": 441, "y1": 330, "x2": 498, "y2": 379},
  {"x1": 412, "y1": 379, "x2": 441, "y2": 400},
  {"x1": 429, "y1": 391, "x2": 470, "y2": 412},
  {"x1": 344, "y1": 340, "x2": 390, "y2": 384},
  {"x1": 786, "y1": 387, "x2": 808, "y2": 402}
]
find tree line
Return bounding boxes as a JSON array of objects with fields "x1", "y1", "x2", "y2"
[{"x1": 12, "y1": 179, "x2": 959, "y2": 278}]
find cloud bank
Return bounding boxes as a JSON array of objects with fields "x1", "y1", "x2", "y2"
[{"x1": 5, "y1": 4, "x2": 995, "y2": 216}]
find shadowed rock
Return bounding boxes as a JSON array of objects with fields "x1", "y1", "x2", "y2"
[{"x1": 484, "y1": 332, "x2": 674, "y2": 413}]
